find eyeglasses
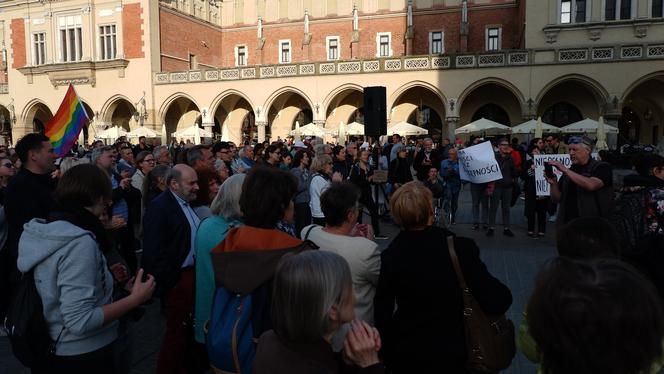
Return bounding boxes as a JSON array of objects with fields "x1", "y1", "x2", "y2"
[{"x1": 1, "y1": 163, "x2": 13, "y2": 168}]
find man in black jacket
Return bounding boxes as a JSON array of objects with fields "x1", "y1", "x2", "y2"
[
  {"x1": 2, "y1": 133, "x2": 57, "y2": 318},
  {"x1": 142, "y1": 164, "x2": 200, "y2": 374},
  {"x1": 487, "y1": 139, "x2": 517, "y2": 237},
  {"x1": 413, "y1": 137, "x2": 441, "y2": 181}
]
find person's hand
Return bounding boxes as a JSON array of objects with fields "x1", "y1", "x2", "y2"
[
  {"x1": 343, "y1": 320, "x2": 380, "y2": 368},
  {"x1": 51, "y1": 169, "x2": 61, "y2": 179},
  {"x1": 110, "y1": 263, "x2": 130, "y2": 283},
  {"x1": 128, "y1": 269, "x2": 155, "y2": 306},
  {"x1": 367, "y1": 175, "x2": 374, "y2": 182},
  {"x1": 120, "y1": 178, "x2": 131, "y2": 189},
  {"x1": 351, "y1": 223, "x2": 374, "y2": 240},
  {"x1": 547, "y1": 160, "x2": 567, "y2": 174},
  {"x1": 108, "y1": 215, "x2": 126, "y2": 229},
  {"x1": 120, "y1": 170, "x2": 131, "y2": 179},
  {"x1": 332, "y1": 171, "x2": 343, "y2": 182},
  {"x1": 545, "y1": 175, "x2": 558, "y2": 185}
]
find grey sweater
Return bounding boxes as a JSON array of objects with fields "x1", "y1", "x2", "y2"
[{"x1": 17, "y1": 219, "x2": 117, "y2": 356}]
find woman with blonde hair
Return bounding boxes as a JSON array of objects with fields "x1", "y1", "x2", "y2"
[
  {"x1": 374, "y1": 181, "x2": 512, "y2": 373},
  {"x1": 308, "y1": 155, "x2": 342, "y2": 226}
]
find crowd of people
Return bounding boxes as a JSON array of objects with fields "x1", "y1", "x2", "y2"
[{"x1": 0, "y1": 129, "x2": 662, "y2": 374}]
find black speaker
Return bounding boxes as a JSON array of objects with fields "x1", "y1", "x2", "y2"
[{"x1": 363, "y1": 86, "x2": 387, "y2": 136}]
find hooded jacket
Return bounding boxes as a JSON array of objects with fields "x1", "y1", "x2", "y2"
[{"x1": 17, "y1": 219, "x2": 116, "y2": 356}]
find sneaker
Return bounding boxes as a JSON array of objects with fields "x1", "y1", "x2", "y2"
[
  {"x1": 486, "y1": 228, "x2": 495, "y2": 237},
  {"x1": 472, "y1": 224, "x2": 480, "y2": 231},
  {"x1": 374, "y1": 235, "x2": 389, "y2": 240},
  {"x1": 503, "y1": 228, "x2": 515, "y2": 237},
  {"x1": 548, "y1": 214, "x2": 557, "y2": 223}
]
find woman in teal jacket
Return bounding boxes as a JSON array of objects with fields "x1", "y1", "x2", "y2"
[{"x1": 194, "y1": 173, "x2": 245, "y2": 343}]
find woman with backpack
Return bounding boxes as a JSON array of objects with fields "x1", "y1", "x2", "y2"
[{"x1": 16, "y1": 164, "x2": 155, "y2": 373}]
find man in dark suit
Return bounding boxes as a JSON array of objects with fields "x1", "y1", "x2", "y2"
[
  {"x1": 413, "y1": 137, "x2": 441, "y2": 181},
  {"x1": 142, "y1": 164, "x2": 200, "y2": 374}
]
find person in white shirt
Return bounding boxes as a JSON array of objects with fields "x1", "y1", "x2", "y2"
[
  {"x1": 308, "y1": 155, "x2": 342, "y2": 225},
  {"x1": 301, "y1": 181, "x2": 381, "y2": 351}
]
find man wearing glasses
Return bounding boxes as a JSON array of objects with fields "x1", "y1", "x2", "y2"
[
  {"x1": 545, "y1": 136, "x2": 613, "y2": 225},
  {"x1": 212, "y1": 141, "x2": 234, "y2": 177}
]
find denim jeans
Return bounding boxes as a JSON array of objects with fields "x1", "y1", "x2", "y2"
[
  {"x1": 470, "y1": 184, "x2": 489, "y2": 225},
  {"x1": 489, "y1": 186, "x2": 513, "y2": 228}
]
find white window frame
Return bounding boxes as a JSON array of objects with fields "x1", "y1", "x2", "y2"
[
  {"x1": 485, "y1": 27, "x2": 502, "y2": 51},
  {"x1": 279, "y1": 39, "x2": 291, "y2": 63},
  {"x1": 429, "y1": 31, "x2": 444, "y2": 54},
  {"x1": 98, "y1": 24, "x2": 117, "y2": 60},
  {"x1": 326, "y1": 36, "x2": 340, "y2": 61},
  {"x1": 560, "y1": 0, "x2": 573, "y2": 23},
  {"x1": 32, "y1": 32, "x2": 46, "y2": 65},
  {"x1": 57, "y1": 14, "x2": 83, "y2": 63},
  {"x1": 376, "y1": 32, "x2": 392, "y2": 57},
  {"x1": 559, "y1": 0, "x2": 591, "y2": 23},
  {"x1": 235, "y1": 44, "x2": 248, "y2": 66}
]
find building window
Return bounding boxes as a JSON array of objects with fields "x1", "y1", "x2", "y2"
[
  {"x1": 429, "y1": 31, "x2": 444, "y2": 54},
  {"x1": 58, "y1": 15, "x2": 83, "y2": 62},
  {"x1": 236, "y1": 45, "x2": 247, "y2": 66},
  {"x1": 486, "y1": 27, "x2": 501, "y2": 51},
  {"x1": 376, "y1": 32, "x2": 392, "y2": 57},
  {"x1": 605, "y1": 0, "x2": 632, "y2": 20},
  {"x1": 561, "y1": 0, "x2": 572, "y2": 23},
  {"x1": 33, "y1": 33, "x2": 46, "y2": 65},
  {"x1": 654, "y1": 0, "x2": 664, "y2": 17},
  {"x1": 327, "y1": 37, "x2": 339, "y2": 60},
  {"x1": 279, "y1": 40, "x2": 291, "y2": 63},
  {"x1": 99, "y1": 25, "x2": 117, "y2": 60},
  {"x1": 575, "y1": 0, "x2": 587, "y2": 22}
]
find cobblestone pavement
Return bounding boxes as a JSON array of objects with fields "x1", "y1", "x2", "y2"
[{"x1": 1, "y1": 186, "x2": 556, "y2": 374}]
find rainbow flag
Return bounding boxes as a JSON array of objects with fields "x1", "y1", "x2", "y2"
[{"x1": 45, "y1": 84, "x2": 90, "y2": 157}]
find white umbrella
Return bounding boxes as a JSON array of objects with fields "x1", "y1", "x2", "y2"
[
  {"x1": 172, "y1": 124, "x2": 214, "y2": 141},
  {"x1": 455, "y1": 118, "x2": 511, "y2": 135},
  {"x1": 126, "y1": 126, "x2": 162, "y2": 139},
  {"x1": 293, "y1": 121, "x2": 301, "y2": 142},
  {"x1": 345, "y1": 121, "x2": 365, "y2": 136},
  {"x1": 161, "y1": 123, "x2": 167, "y2": 146},
  {"x1": 561, "y1": 118, "x2": 619, "y2": 134},
  {"x1": 511, "y1": 118, "x2": 561, "y2": 135},
  {"x1": 337, "y1": 121, "x2": 346, "y2": 144},
  {"x1": 220, "y1": 122, "x2": 230, "y2": 141},
  {"x1": 595, "y1": 116, "x2": 609, "y2": 150},
  {"x1": 289, "y1": 122, "x2": 331, "y2": 137},
  {"x1": 97, "y1": 126, "x2": 128, "y2": 140},
  {"x1": 78, "y1": 127, "x2": 85, "y2": 146},
  {"x1": 387, "y1": 121, "x2": 428, "y2": 136}
]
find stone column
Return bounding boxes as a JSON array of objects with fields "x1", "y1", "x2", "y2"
[
  {"x1": 445, "y1": 117, "x2": 459, "y2": 142},
  {"x1": 201, "y1": 108, "x2": 214, "y2": 141},
  {"x1": 256, "y1": 121, "x2": 267, "y2": 142}
]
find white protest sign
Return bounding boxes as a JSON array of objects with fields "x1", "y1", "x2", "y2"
[
  {"x1": 458, "y1": 141, "x2": 503, "y2": 184},
  {"x1": 534, "y1": 154, "x2": 571, "y2": 196}
]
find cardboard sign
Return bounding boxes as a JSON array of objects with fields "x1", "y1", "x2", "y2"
[
  {"x1": 458, "y1": 141, "x2": 503, "y2": 184},
  {"x1": 372, "y1": 170, "x2": 388, "y2": 183},
  {"x1": 534, "y1": 154, "x2": 570, "y2": 196}
]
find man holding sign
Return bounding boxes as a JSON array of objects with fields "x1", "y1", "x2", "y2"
[{"x1": 545, "y1": 136, "x2": 613, "y2": 226}]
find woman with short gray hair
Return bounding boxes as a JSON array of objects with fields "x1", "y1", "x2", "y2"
[
  {"x1": 253, "y1": 250, "x2": 384, "y2": 374},
  {"x1": 193, "y1": 173, "x2": 245, "y2": 343}
]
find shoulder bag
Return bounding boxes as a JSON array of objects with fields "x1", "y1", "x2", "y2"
[{"x1": 447, "y1": 236, "x2": 516, "y2": 373}]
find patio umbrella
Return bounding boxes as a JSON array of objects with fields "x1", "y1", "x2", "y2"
[
  {"x1": 221, "y1": 122, "x2": 230, "y2": 141},
  {"x1": 535, "y1": 117, "x2": 543, "y2": 138},
  {"x1": 289, "y1": 122, "x2": 331, "y2": 137},
  {"x1": 78, "y1": 127, "x2": 85, "y2": 147},
  {"x1": 161, "y1": 123, "x2": 167, "y2": 146},
  {"x1": 293, "y1": 121, "x2": 301, "y2": 142},
  {"x1": 338, "y1": 121, "x2": 346, "y2": 144},
  {"x1": 454, "y1": 117, "x2": 512, "y2": 136},
  {"x1": 561, "y1": 118, "x2": 619, "y2": 134},
  {"x1": 345, "y1": 121, "x2": 365, "y2": 136},
  {"x1": 595, "y1": 116, "x2": 609, "y2": 150},
  {"x1": 387, "y1": 121, "x2": 428, "y2": 136},
  {"x1": 126, "y1": 126, "x2": 162, "y2": 139},
  {"x1": 97, "y1": 126, "x2": 128, "y2": 141},
  {"x1": 510, "y1": 118, "x2": 560, "y2": 135}
]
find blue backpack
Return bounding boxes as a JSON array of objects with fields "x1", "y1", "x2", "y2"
[{"x1": 206, "y1": 287, "x2": 256, "y2": 373}]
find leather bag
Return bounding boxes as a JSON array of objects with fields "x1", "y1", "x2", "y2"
[{"x1": 447, "y1": 236, "x2": 516, "y2": 373}]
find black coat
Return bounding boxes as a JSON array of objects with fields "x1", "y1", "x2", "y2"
[
  {"x1": 413, "y1": 149, "x2": 441, "y2": 181},
  {"x1": 374, "y1": 226, "x2": 512, "y2": 373},
  {"x1": 142, "y1": 189, "x2": 192, "y2": 296},
  {"x1": 388, "y1": 158, "x2": 412, "y2": 186}
]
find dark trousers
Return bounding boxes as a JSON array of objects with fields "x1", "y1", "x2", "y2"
[
  {"x1": 527, "y1": 198, "x2": 549, "y2": 233},
  {"x1": 489, "y1": 186, "x2": 513, "y2": 228},
  {"x1": 470, "y1": 184, "x2": 489, "y2": 225},
  {"x1": 358, "y1": 194, "x2": 381, "y2": 236},
  {"x1": 446, "y1": 189, "x2": 460, "y2": 221},
  {"x1": 294, "y1": 202, "x2": 311, "y2": 239},
  {"x1": 46, "y1": 343, "x2": 116, "y2": 374},
  {"x1": 157, "y1": 268, "x2": 198, "y2": 374}
]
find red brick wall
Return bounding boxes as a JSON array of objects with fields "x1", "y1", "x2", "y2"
[
  {"x1": 466, "y1": 7, "x2": 521, "y2": 52},
  {"x1": 123, "y1": 3, "x2": 145, "y2": 59},
  {"x1": 159, "y1": 8, "x2": 223, "y2": 71},
  {"x1": 10, "y1": 18, "x2": 26, "y2": 69}
]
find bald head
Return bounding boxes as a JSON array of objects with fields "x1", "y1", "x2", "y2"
[{"x1": 168, "y1": 164, "x2": 199, "y2": 202}]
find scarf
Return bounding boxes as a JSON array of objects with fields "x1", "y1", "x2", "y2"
[{"x1": 47, "y1": 202, "x2": 110, "y2": 254}]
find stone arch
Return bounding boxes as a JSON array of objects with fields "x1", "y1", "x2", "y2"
[
  {"x1": 536, "y1": 75, "x2": 609, "y2": 127},
  {"x1": 100, "y1": 95, "x2": 137, "y2": 131},
  {"x1": 458, "y1": 78, "x2": 524, "y2": 126},
  {"x1": 620, "y1": 72, "x2": 664, "y2": 144},
  {"x1": 323, "y1": 85, "x2": 364, "y2": 131},
  {"x1": 264, "y1": 88, "x2": 314, "y2": 141},
  {"x1": 0, "y1": 105, "x2": 11, "y2": 144},
  {"x1": 22, "y1": 100, "x2": 53, "y2": 134},
  {"x1": 160, "y1": 94, "x2": 201, "y2": 142},
  {"x1": 390, "y1": 82, "x2": 447, "y2": 140},
  {"x1": 210, "y1": 91, "x2": 256, "y2": 145}
]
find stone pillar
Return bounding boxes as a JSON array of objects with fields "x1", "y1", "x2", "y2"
[
  {"x1": 445, "y1": 117, "x2": 459, "y2": 142},
  {"x1": 201, "y1": 108, "x2": 214, "y2": 140},
  {"x1": 256, "y1": 121, "x2": 267, "y2": 142}
]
